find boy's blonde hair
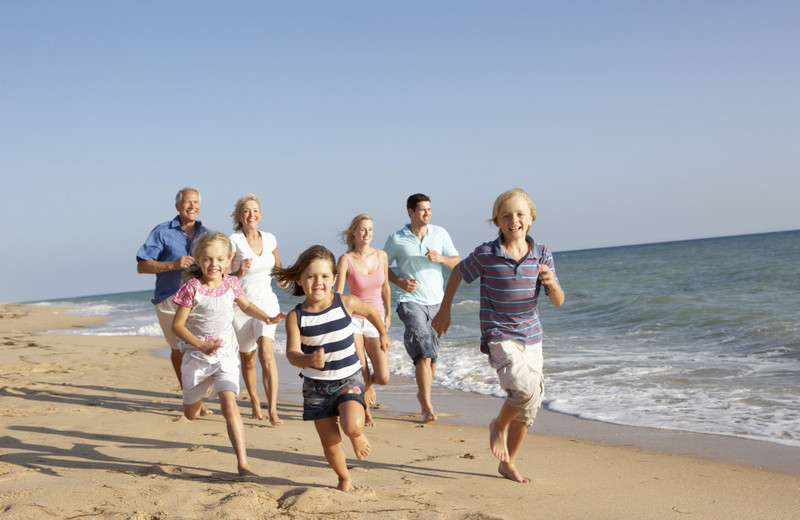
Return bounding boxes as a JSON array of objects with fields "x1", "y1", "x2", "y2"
[
  {"x1": 489, "y1": 188, "x2": 537, "y2": 234},
  {"x1": 339, "y1": 214, "x2": 373, "y2": 251},
  {"x1": 272, "y1": 245, "x2": 337, "y2": 297},
  {"x1": 231, "y1": 193, "x2": 261, "y2": 232},
  {"x1": 181, "y1": 232, "x2": 233, "y2": 282}
]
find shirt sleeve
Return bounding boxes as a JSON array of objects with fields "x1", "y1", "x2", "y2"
[
  {"x1": 172, "y1": 279, "x2": 197, "y2": 307},
  {"x1": 458, "y1": 247, "x2": 483, "y2": 284},
  {"x1": 383, "y1": 235, "x2": 396, "y2": 266},
  {"x1": 136, "y1": 226, "x2": 164, "y2": 262},
  {"x1": 439, "y1": 229, "x2": 459, "y2": 258},
  {"x1": 228, "y1": 275, "x2": 244, "y2": 300}
]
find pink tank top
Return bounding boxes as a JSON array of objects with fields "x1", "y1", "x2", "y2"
[{"x1": 344, "y1": 250, "x2": 386, "y2": 319}]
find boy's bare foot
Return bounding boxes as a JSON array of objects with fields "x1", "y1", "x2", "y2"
[
  {"x1": 337, "y1": 477, "x2": 352, "y2": 492},
  {"x1": 238, "y1": 465, "x2": 258, "y2": 477},
  {"x1": 423, "y1": 410, "x2": 438, "y2": 423},
  {"x1": 269, "y1": 411, "x2": 283, "y2": 426},
  {"x1": 351, "y1": 434, "x2": 371, "y2": 460},
  {"x1": 489, "y1": 419, "x2": 509, "y2": 462},
  {"x1": 498, "y1": 461, "x2": 530, "y2": 483}
]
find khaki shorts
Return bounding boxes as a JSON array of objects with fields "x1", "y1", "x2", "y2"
[
  {"x1": 155, "y1": 297, "x2": 180, "y2": 350},
  {"x1": 487, "y1": 339, "x2": 544, "y2": 427}
]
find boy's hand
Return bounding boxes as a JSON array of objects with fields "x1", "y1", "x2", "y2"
[
  {"x1": 431, "y1": 310, "x2": 450, "y2": 338},
  {"x1": 538, "y1": 264, "x2": 557, "y2": 287},
  {"x1": 309, "y1": 347, "x2": 325, "y2": 369}
]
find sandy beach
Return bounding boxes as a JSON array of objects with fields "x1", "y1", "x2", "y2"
[{"x1": 1, "y1": 303, "x2": 798, "y2": 519}]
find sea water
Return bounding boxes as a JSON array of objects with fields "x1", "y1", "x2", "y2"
[{"x1": 33, "y1": 230, "x2": 800, "y2": 447}]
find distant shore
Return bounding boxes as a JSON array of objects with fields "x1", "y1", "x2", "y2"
[{"x1": 1, "y1": 303, "x2": 798, "y2": 519}]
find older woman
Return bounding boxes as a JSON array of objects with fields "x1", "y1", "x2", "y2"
[{"x1": 229, "y1": 194, "x2": 286, "y2": 425}]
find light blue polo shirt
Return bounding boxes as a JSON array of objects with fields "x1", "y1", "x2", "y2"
[
  {"x1": 136, "y1": 216, "x2": 209, "y2": 305},
  {"x1": 384, "y1": 224, "x2": 459, "y2": 306}
]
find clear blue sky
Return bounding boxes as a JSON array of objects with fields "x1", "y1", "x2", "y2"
[{"x1": 2, "y1": 1, "x2": 798, "y2": 302}]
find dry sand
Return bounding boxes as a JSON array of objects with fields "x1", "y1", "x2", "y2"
[{"x1": 1, "y1": 303, "x2": 798, "y2": 519}]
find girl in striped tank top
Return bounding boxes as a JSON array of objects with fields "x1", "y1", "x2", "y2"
[{"x1": 273, "y1": 245, "x2": 390, "y2": 492}]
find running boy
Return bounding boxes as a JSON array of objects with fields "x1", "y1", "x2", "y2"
[{"x1": 432, "y1": 188, "x2": 565, "y2": 483}]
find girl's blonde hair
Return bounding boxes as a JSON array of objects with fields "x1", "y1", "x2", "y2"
[
  {"x1": 489, "y1": 188, "x2": 536, "y2": 236},
  {"x1": 231, "y1": 193, "x2": 261, "y2": 232},
  {"x1": 272, "y1": 245, "x2": 337, "y2": 297},
  {"x1": 181, "y1": 232, "x2": 234, "y2": 282},
  {"x1": 339, "y1": 214, "x2": 373, "y2": 251}
]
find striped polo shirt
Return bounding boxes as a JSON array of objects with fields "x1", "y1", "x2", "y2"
[
  {"x1": 458, "y1": 236, "x2": 557, "y2": 353},
  {"x1": 295, "y1": 293, "x2": 362, "y2": 381}
]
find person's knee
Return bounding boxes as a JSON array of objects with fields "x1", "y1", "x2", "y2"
[{"x1": 371, "y1": 372, "x2": 390, "y2": 385}]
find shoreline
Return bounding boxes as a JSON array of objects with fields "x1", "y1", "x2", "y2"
[{"x1": 2, "y1": 303, "x2": 799, "y2": 519}]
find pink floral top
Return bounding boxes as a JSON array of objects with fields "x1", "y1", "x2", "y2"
[{"x1": 173, "y1": 274, "x2": 242, "y2": 366}]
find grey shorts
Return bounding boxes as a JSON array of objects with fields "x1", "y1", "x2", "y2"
[
  {"x1": 302, "y1": 372, "x2": 366, "y2": 421},
  {"x1": 487, "y1": 339, "x2": 545, "y2": 427},
  {"x1": 396, "y1": 302, "x2": 439, "y2": 364}
]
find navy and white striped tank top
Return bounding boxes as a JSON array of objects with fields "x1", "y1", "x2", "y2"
[{"x1": 295, "y1": 293, "x2": 362, "y2": 381}]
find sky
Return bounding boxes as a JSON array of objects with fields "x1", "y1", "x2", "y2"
[{"x1": 1, "y1": 1, "x2": 798, "y2": 303}]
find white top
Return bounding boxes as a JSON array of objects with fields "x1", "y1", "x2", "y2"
[{"x1": 229, "y1": 231, "x2": 280, "y2": 313}]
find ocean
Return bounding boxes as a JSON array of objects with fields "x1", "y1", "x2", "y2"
[{"x1": 32, "y1": 230, "x2": 800, "y2": 447}]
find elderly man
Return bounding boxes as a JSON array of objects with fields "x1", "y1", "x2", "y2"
[
  {"x1": 136, "y1": 187, "x2": 209, "y2": 390},
  {"x1": 384, "y1": 193, "x2": 460, "y2": 423}
]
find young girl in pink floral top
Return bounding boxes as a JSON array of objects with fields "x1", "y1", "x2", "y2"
[{"x1": 171, "y1": 232, "x2": 284, "y2": 476}]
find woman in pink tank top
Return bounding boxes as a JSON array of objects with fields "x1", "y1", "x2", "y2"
[{"x1": 334, "y1": 214, "x2": 392, "y2": 426}]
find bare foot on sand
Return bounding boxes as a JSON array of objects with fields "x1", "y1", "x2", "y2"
[
  {"x1": 423, "y1": 410, "x2": 438, "y2": 423},
  {"x1": 498, "y1": 461, "x2": 530, "y2": 483},
  {"x1": 337, "y1": 477, "x2": 352, "y2": 492},
  {"x1": 269, "y1": 411, "x2": 283, "y2": 426},
  {"x1": 238, "y1": 465, "x2": 258, "y2": 478},
  {"x1": 365, "y1": 410, "x2": 375, "y2": 428},
  {"x1": 489, "y1": 419, "x2": 509, "y2": 462},
  {"x1": 367, "y1": 386, "x2": 377, "y2": 405},
  {"x1": 250, "y1": 402, "x2": 264, "y2": 420},
  {"x1": 200, "y1": 405, "x2": 213, "y2": 417},
  {"x1": 351, "y1": 434, "x2": 371, "y2": 460}
]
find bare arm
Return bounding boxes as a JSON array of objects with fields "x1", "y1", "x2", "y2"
[
  {"x1": 171, "y1": 304, "x2": 222, "y2": 355},
  {"x1": 334, "y1": 254, "x2": 349, "y2": 294},
  {"x1": 387, "y1": 267, "x2": 419, "y2": 294},
  {"x1": 343, "y1": 294, "x2": 391, "y2": 353},
  {"x1": 380, "y1": 250, "x2": 392, "y2": 329},
  {"x1": 431, "y1": 268, "x2": 463, "y2": 337},
  {"x1": 425, "y1": 249, "x2": 461, "y2": 270},
  {"x1": 137, "y1": 257, "x2": 194, "y2": 274},
  {"x1": 236, "y1": 294, "x2": 286, "y2": 324},
  {"x1": 539, "y1": 265, "x2": 565, "y2": 307},
  {"x1": 285, "y1": 311, "x2": 325, "y2": 369}
]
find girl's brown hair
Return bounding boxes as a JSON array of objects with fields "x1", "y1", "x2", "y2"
[{"x1": 271, "y1": 245, "x2": 337, "y2": 297}]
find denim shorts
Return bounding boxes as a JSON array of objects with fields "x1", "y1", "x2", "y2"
[
  {"x1": 396, "y1": 302, "x2": 439, "y2": 364},
  {"x1": 302, "y1": 372, "x2": 366, "y2": 421}
]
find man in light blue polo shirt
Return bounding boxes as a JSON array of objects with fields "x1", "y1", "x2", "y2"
[
  {"x1": 384, "y1": 193, "x2": 460, "y2": 423},
  {"x1": 137, "y1": 187, "x2": 208, "y2": 390}
]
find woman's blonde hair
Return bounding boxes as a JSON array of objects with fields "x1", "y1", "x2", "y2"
[
  {"x1": 489, "y1": 188, "x2": 536, "y2": 235},
  {"x1": 181, "y1": 232, "x2": 233, "y2": 282},
  {"x1": 231, "y1": 193, "x2": 261, "y2": 232},
  {"x1": 271, "y1": 245, "x2": 337, "y2": 297},
  {"x1": 339, "y1": 214, "x2": 373, "y2": 251}
]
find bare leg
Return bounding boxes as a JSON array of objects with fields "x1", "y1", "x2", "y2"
[
  {"x1": 219, "y1": 390, "x2": 257, "y2": 477},
  {"x1": 239, "y1": 350, "x2": 263, "y2": 419},
  {"x1": 354, "y1": 334, "x2": 375, "y2": 427},
  {"x1": 490, "y1": 400, "x2": 530, "y2": 483},
  {"x1": 314, "y1": 417, "x2": 352, "y2": 491},
  {"x1": 176, "y1": 350, "x2": 211, "y2": 416},
  {"x1": 415, "y1": 358, "x2": 437, "y2": 423},
  {"x1": 258, "y1": 337, "x2": 282, "y2": 425},
  {"x1": 339, "y1": 400, "x2": 370, "y2": 460}
]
